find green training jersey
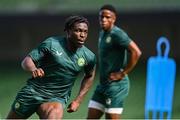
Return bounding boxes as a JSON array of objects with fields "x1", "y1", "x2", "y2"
[
  {"x1": 99, "y1": 26, "x2": 131, "y2": 84},
  {"x1": 27, "y1": 36, "x2": 96, "y2": 103}
]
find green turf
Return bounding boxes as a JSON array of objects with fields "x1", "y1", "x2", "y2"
[{"x1": 0, "y1": 65, "x2": 179, "y2": 119}]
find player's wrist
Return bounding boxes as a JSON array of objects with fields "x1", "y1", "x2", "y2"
[
  {"x1": 121, "y1": 71, "x2": 127, "y2": 76},
  {"x1": 74, "y1": 97, "x2": 82, "y2": 104},
  {"x1": 31, "y1": 67, "x2": 38, "y2": 72}
]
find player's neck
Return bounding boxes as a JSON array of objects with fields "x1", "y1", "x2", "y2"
[
  {"x1": 104, "y1": 24, "x2": 115, "y2": 32},
  {"x1": 66, "y1": 39, "x2": 78, "y2": 52}
]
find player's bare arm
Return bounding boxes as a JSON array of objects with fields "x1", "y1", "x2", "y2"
[
  {"x1": 109, "y1": 41, "x2": 142, "y2": 80},
  {"x1": 67, "y1": 68, "x2": 96, "y2": 113},
  {"x1": 21, "y1": 56, "x2": 45, "y2": 78}
]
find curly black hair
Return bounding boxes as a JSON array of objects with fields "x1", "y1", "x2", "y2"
[
  {"x1": 100, "y1": 4, "x2": 117, "y2": 17},
  {"x1": 64, "y1": 15, "x2": 89, "y2": 31}
]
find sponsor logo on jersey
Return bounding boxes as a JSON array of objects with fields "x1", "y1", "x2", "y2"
[
  {"x1": 106, "y1": 36, "x2": 111, "y2": 43},
  {"x1": 52, "y1": 49, "x2": 63, "y2": 56},
  {"x1": 15, "y1": 102, "x2": 20, "y2": 109},
  {"x1": 106, "y1": 98, "x2": 111, "y2": 105},
  {"x1": 77, "y1": 57, "x2": 85, "y2": 67},
  {"x1": 56, "y1": 51, "x2": 63, "y2": 56}
]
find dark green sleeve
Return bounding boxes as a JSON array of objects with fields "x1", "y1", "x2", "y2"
[
  {"x1": 112, "y1": 30, "x2": 131, "y2": 48},
  {"x1": 28, "y1": 38, "x2": 52, "y2": 67},
  {"x1": 84, "y1": 54, "x2": 96, "y2": 74}
]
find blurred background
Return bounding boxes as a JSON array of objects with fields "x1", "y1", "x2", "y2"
[{"x1": 0, "y1": 0, "x2": 179, "y2": 119}]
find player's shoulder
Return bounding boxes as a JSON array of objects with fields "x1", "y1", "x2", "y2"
[
  {"x1": 111, "y1": 26, "x2": 126, "y2": 35},
  {"x1": 44, "y1": 36, "x2": 64, "y2": 43},
  {"x1": 111, "y1": 26, "x2": 128, "y2": 39},
  {"x1": 81, "y1": 46, "x2": 96, "y2": 58},
  {"x1": 40, "y1": 36, "x2": 65, "y2": 50},
  {"x1": 43, "y1": 36, "x2": 65, "y2": 46}
]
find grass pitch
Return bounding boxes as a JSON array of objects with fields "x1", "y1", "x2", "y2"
[{"x1": 0, "y1": 64, "x2": 179, "y2": 119}]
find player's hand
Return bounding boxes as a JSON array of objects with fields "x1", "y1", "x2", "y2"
[
  {"x1": 32, "y1": 68, "x2": 45, "y2": 78},
  {"x1": 67, "y1": 100, "x2": 80, "y2": 113},
  {"x1": 109, "y1": 72, "x2": 126, "y2": 81}
]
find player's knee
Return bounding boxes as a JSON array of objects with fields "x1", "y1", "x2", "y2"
[
  {"x1": 37, "y1": 102, "x2": 63, "y2": 119},
  {"x1": 48, "y1": 107, "x2": 63, "y2": 119}
]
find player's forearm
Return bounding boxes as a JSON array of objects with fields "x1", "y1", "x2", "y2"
[
  {"x1": 123, "y1": 42, "x2": 141, "y2": 74},
  {"x1": 74, "y1": 70, "x2": 95, "y2": 103},
  {"x1": 123, "y1": 52, "x2": 141, "y2": 74},
  {"x1": 21, "y1": 56, "x2": 37, "y2": 72}
]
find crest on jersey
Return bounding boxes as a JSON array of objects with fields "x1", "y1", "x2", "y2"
[
  {"x1": 106, "y1": 36, "x2": 111, "y2": 43},
  {"x1": 77, "y1": 57, "x2": 85, "y2": 67},
  {"x1": 106, "y1": 98, "x2": 112, "y2": 105},
  {"x1": 15, "y1": 102, "x2": 20, "y2": 109}
]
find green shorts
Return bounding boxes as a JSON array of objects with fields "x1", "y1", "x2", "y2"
[
  {"x1": 11, "y1": 85, "x2": 66, "y2": 118},
  {"x1": 88, "y1": 79, "x2": 129, "y2": 114}
]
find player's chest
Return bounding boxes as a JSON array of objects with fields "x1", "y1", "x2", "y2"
[
  {"x1": 51, "y1": 48, "x2": 87, "y2": 72},
  {"x1": 99, "y1": 35, "x2": 114, "y2": 51}
]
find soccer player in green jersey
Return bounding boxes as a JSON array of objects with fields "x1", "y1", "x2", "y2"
[
  {"x1": 87, "y1": 5, "x2": 142, "y2": 119},
  {"x1": 6, "y1": 15, "x2": 96, "y2": 119}
]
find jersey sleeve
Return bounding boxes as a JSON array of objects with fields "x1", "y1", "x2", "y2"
[
  {"x1": 112, "y1": 30, "x2": 132, "y2": 48},
  {"x1": 84, "y1": 54, "x2": 96, "y2": 74},
  {"x1": 28, "y1": 38, "x2": 52, "y2": 67}
]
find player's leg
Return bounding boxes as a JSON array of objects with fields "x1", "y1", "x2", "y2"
[
  {"x1": 105, "y1": 108, "x2": 123, "y2": 119},
  {"x1": 104, "y1": 96, "x2": 123, "y2": 119},
  {"x1": 36, "y1": 101, "x2": 64, "y2": 119},
  {"x1": 6, "y1": 110, "x2": 26, "y2": 119},
  {"x1": 104, "y1": 98, "x2": 123, "y2": 119},
  {"x1": 104, "y1": 80, "x2": 129, "y2": 119},
  {"x1": 87, "y1": 100, "x2": 104, "y2": 119},
  {"x1": 106, "y1": 113, "x2": 121, "y2": 119},
  {"x1": 87, "y1": 85, "x2": 106, "y2": 119},
  {"x1": 6, "y1": 101, "x2": 36, "y2": 119},
  {"x1": 7, "y1": 85, "x2": 38, "y2": 119}
]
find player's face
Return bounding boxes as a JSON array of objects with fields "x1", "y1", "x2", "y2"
[
  {"x1": 68, "y1": 22, "x2": 88, "y2": 48},
  {"x1": 99, "y1": 9, "x2": 116, "y2": 31}
]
